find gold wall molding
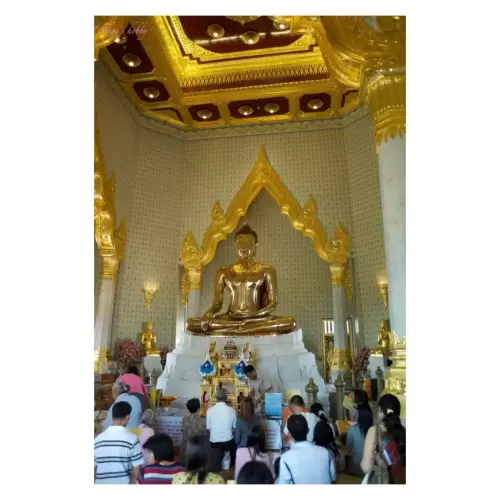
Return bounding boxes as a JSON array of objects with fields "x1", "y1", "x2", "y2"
[
  {"x1": 366, "y1": 72, "x2": 406, "y2": 148},
  {"x1": 180, "y1": 145, "x2": 350, "y2": 289},
  {"x1": 96, "y1": 60, "x2": 370, "y2": 141},
  {"x1": 101, "y1": 256, "x2": 120, "y2": 280},
  {"x1": 94, "y1": 104, "x2": 126, "y2": 280}
]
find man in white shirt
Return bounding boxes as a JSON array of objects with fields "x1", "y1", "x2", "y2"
[
  {"x1": 206, "y1": 388, "x2": 237, "y2": 468},
  {"x1": 94, "y1": 401, "x2": 143, "y2": 484},
  {"x1": 283, "y1": 395, "x2": 319, "y2": 444},
  {"x1": 278, "y1": 414, "x2": 335, "y2": 484},
  {"x1": 244, "y1": 365, "x2": 272, "y2": 414}
]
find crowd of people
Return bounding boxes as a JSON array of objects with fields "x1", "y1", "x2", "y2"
[{"x1": 94, "y1": 365, "x2": 406, "y2": 485}]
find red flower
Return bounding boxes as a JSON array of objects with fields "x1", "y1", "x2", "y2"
[{"x1": 116, "y1": 339, "x2": 141, "y2": 364}]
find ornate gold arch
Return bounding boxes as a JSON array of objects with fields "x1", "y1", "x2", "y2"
[
  {"x1": 180, "y1": 145, "x2": 350, "y2": 300},
  {"x1": 94, "y1": 105, "x2": 126, "y2": 279}
]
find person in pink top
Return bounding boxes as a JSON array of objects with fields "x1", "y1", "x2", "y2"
[
  {"x1": 138, "y1": 409, "x2": 156, "y2": 464},
  {"x1": 118, "y1": 366, "x2": 151, "y2": 411},
  {"x1": 235, "y1": 425, "x2": 273, "y2": 481}
]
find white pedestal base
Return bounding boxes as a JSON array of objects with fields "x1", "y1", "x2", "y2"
[
  {"x1": 157, "y1": 329, "x2": 329, "y2": 410},
  {"x1": 143, "y1": 355, "x2": 163, "y2": 374}
]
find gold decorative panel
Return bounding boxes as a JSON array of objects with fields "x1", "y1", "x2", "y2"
[{"x1": 96, "y1": 15, "x2": 405, "y2": 130}]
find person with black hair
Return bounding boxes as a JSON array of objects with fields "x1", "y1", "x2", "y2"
[
  {"x1": 361, "y1": 394, "x2": 406, "y2": 484},
  {"x1": 237, "y1": 461, "x2": 275, "y2": 485},
  {"x1": 244, "y1": 365, "x2": 273, "y2": 414},
  {"x1": 353, "y1": 390, "x2": 374, "y2": 436},
  {"x1": 172, "y1": 435, "x2": 225, "y2": 484},
  {"x1": 278, "y1": 414, "x2": 335, "y2": 484},
  {"x1": 138, "y1": 434, "x2": 186, "y2": 484},
  {"x1": 283, "y1": 395, "x2": 319, "y2": 444},
  {"x1": 118, "y1": 365, "x2": 151, "y2": 410},
  {"x1": 314, "y1": 420, "x2": 345, "y2": 473},
  {"x1": 94, "y1": 401, "x2": 143, "y2": 484},
  {"x1": 234, "y1": 397, "x2": 262, "y2": 448},
  {"x1": 180, "y1": 398, "x2": 207, "y2": 464},
  {"x1": 235, "y1": 425, "x2": 272, "y2": 479}
]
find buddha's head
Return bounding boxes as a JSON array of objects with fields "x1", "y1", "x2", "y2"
[{"x1": 235, "y1": 222, "x2": 258, "y2": 260}]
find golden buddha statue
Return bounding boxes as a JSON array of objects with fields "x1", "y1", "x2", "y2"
[
  {"x1": 186, "y1": 223, "x2": 296, "y2": 337},
  {"x1": 141, "y1": 321, "x2": 160, "y2": 356},
  {"x1": 378, "y1": 319, "x2": 391, "y2": 351}
]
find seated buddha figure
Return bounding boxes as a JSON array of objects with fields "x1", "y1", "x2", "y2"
[
  {"x1": 141, "y1": 321, "x2": 160, "y2": 356},
  {"x1": 186, "y1": 223, "x2": 296, "y2": 337}
]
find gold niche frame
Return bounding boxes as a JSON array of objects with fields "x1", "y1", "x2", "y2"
[{"x1": 180, "y1": 145, "x2": 350, "y2": 294}]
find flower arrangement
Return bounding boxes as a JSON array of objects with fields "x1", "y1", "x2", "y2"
[
  {"x1": 353, "y1": 347, "x2": 371, "y2": 374},
  {"x1": 116, "y1": 339, "x2": 141, "y2": 366}
]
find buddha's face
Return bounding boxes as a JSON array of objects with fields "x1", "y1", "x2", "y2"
[{"x1": 235, "y1": 234, "x2": 257, "y2": 260}]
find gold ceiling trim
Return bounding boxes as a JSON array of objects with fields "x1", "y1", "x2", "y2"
[
  {"x1": 320, "y1": 16, "x2": 405, "y2": 74},
  {"x1": 181, "y1": 63, "x2": 329, "y2": 91},
  {"x1": 94, "y1": 16, "x2": 127, "y2": 61},
  {"x1": 168, "y1": 16, "x2": 319, "y2": 64},
  {"x1": 180, "y1": 145, "x2": 350, "y2": 272},
  {"x1": 97, "y1": 16, "x2": 404, "y2": 130}
]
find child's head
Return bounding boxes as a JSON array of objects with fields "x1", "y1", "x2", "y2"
[
  {"x1": 186, "y1": 398, "x2": 201, "y2": 414},
  {"x1": 273, "y1": 457, "x2": 281, "y2": 478},
  {"x1": 143, "y1": 433, "x2": 174, "y2": 464}
]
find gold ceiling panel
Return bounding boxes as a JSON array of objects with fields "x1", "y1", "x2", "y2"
[{"x1": 98, "y1": 15, "x2": 405, "y2": 130}]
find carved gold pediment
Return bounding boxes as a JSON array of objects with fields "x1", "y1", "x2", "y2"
[{"x1": 180, "y1": 145, "x2": 350, "y2": 271}]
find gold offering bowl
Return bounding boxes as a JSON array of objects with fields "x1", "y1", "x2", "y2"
[{"x1": 159, "y1": 396, "x2": 177, "y2": 408}]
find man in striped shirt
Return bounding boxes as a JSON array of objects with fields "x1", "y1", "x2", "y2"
[
  {"x1": 138, "y1": 434, "x2": 186, "y2": 484},
  {"x1": 94, "y1": 401, "x2": 143, "y2": 484}
]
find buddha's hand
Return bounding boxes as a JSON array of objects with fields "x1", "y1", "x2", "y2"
[{"x1": 201, "y1": 311, "x2": 214, "y2": 332}]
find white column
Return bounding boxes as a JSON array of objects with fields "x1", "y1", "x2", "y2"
[
  {"x1": 94, "y1": 279, "x2": 116, "y2": 360},
  {"x1": 187, "y1": 289, "x2": 201, "y2": 319},
  {"x1": 332, "y1": 286, "x2": 347, "y2": 351},
  {"x1": 378, "y1": 136, "x2": 406, "y2": 339},
  {"x1": 179, "y1": 288, "x2": 201, "y2": 351},
  {"x1": 329, "y1": 264, "x2": 350, "y2": 385}
]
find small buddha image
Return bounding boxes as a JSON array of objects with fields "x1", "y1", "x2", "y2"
[
  {"x1": 208, "y1": 340, "x2": 218, "y2": 363},
  {"x1": 378, "y1": 319, "x2": 391, "y2": 351},
  {"x1": 141, "y1": 321, "x2": 160, "y2": 356}
]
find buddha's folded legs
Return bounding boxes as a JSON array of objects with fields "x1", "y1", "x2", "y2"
[{"x1": 186, "y1": 315, "x2": 296, "y2": 336}]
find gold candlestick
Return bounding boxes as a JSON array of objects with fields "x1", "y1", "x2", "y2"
[{"x1": 142, "y1": 285, "x2": 158, "y2": 311}]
